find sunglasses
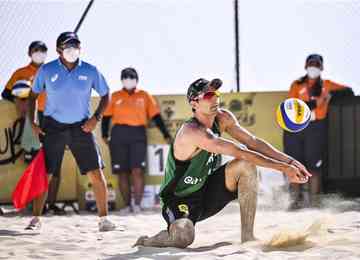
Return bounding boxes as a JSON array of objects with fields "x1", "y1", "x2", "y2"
[{"x1": 195, "y1": 90, "x2": 221, "y2": 101}]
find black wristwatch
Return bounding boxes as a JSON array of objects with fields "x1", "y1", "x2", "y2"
[{"x1": 94, "y1": 112, "x2": 102, "y2": 122}]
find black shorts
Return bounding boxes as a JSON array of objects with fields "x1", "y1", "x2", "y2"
[
  {"x1": 161, "y1": 163, "x2": 237, "y2": 227},
  {"x1": 38, "y1": 111, "x2": 44, "y2": 143},
  {"x1": 109, "y1": 125, "x2": 147, "y2": 173},
  {"x1": 284, "y1": 119, "x2": 327, "y2": 171},
  {"x1": 38, "y1": 111, "x2": 44, "y2": 127},
  {"x1": 42, "y1": 116, "x2": 104, "y2": 176}
]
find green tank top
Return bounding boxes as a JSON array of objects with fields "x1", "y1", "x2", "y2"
[{"x1": 159, "y1": 117, "x2": 221, "y2": 203}]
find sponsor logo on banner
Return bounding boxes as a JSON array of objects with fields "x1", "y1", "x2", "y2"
[{"x1": 221, "y1": 93, "x2": 256, "y2": 126}]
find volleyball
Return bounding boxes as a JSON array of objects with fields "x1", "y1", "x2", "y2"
[
  {"x1": 11, "y1": 80, "x2": 31, "y2": 99},
  {"x1": 276, "y1": 98, "x2": 311, "y2": 132}
]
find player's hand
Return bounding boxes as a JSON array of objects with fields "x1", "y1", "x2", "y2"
[
  {"x1": 31, "y1": 122, "x2": 45, "y2": 136},
  {"x1": 289, "y1": 159, "x2": 312, "y2": 179},
  {"x1": 81, "y1": 116, "x2": 97, "y2": 132},
  {"x1": 283, "y1": 164, "x2": 309, "y2": 184}
]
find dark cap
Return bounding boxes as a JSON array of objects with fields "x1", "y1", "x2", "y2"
[
  {"x1": 56, "y1": 31, "x2": 80, "y2": 48},
  {"x1": 187, "y1": 78, "x2": 222, "y2": 102},
  {"x1": 306, "y1": 54, "x2": 323, "y2": 66},
  {"x1": 28, "y1": 41, "x2": 48, "y2": 53},
  {"x1": 121, "y1": 67, "x2": 138, "y2": 80}
]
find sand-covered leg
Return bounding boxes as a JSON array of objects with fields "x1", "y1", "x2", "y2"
[
  {"x1": 237, "y1": 163, "x2": 258, "y2": 243},
  {"x1": 134, "y1": 218, "x2": 195, "y2": 248}
]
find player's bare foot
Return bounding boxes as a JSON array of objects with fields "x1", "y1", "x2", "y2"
[{"x1": 133, "y1": 235, "x2": 149, "y2": 247}]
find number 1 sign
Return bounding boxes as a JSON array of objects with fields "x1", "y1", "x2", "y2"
[{"x1": 147, "y1": 144, "x2": 170, "y2": 176}]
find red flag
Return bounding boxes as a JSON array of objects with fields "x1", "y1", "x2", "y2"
[{"x1": 12, "y1": 148, "x2": 48, "y2": 210}]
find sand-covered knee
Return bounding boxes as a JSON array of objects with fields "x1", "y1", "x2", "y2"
[{"x1": 170, "y1": 219, "x2": 195, "y2": 248}]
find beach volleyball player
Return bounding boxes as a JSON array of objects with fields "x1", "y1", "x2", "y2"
[{"x1": 134, "y1": 78, "x2": 311, "y2": 248}]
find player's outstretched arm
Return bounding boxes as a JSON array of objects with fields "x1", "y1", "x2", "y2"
[
  {"x1": 183, "y1": 123, "x2": 308, "y2": 183},
  {"x1": 218, "y1": 109, "x2": 311, "y2": 178}
]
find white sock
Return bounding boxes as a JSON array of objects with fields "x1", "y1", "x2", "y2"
[
  {"x1": 30, "y1": 216, "x2": 40, "y2": 224},
  {"x1": 99, "y1": 216, "x2": 108, "y2": 222}
]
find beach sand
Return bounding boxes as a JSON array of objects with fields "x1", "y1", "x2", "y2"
[{"x1": 1, "y1": 195, "x2": 360, "y2": 260}]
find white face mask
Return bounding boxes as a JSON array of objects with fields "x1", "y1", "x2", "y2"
[
  {"x1": 63, "y1": 47, "x2": 80, "y2": 63},
  {"x1": 31, "y1": 51, "x2": 47, "y2": 64},
  {"x1": 307, "y1": 66, "x2": 321, "y2": 79},
  {"x1": 122, "y1": 79, "x2": 137, "y2": 90}
]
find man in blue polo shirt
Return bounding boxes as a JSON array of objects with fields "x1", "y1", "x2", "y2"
[{"x1": 26, "y1": 31, "x2": 116, "y2": 232}]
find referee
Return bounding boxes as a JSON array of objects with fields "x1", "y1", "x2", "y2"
[{"x1": 26, "y1": 32, "x2": 116, "y2": 231}]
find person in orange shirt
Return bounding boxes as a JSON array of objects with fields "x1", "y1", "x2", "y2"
[
  {"x1": 285, "y1": 54, "x2": 352, "y2": 209},
  {"x1": 102, "y1": 67, "x2": 171, "y2": 214},
  {"x1": 1, "y1": 41, "x2": 48, "y2": 164},
  {"x1": 2, "y1": 41, "x2": 47, "y2": 119}
]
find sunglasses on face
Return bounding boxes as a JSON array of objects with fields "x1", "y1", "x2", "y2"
[{"x1": 195, "y1": 90, "x2": 221, "y2": 101}]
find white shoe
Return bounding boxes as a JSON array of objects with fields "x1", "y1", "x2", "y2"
[
  {"x1": 98, "y1": 217, "x2": 116, "y2": 232},
  {"x1": 119, "y1": 206, "x2": 131, "y2": 215},
  {"x1": 132, "y1": 205, "x2": 142, "y2": 214},
  {"x1": 25, "y1": 217, "x2": 41, "y2": 230}
]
